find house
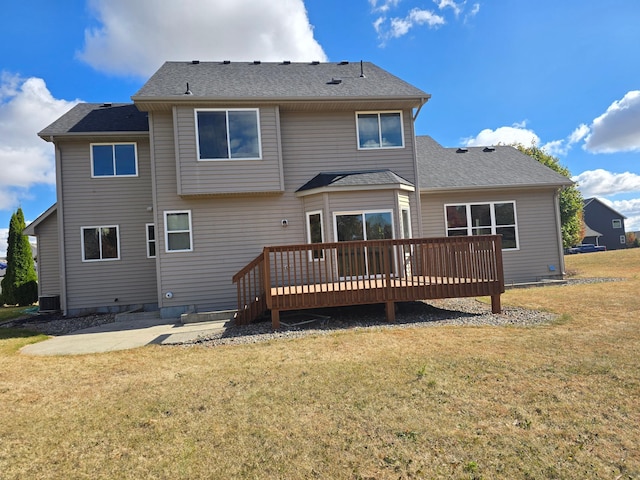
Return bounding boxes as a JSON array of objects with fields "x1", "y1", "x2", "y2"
[
  {"x1": 415, "y1": 136, "x2": 572, "y2": 285},
  {"x1": 25, "y1": 60, "x2": 568, "y2": 319},
  {"x1": 582, "y1": 197, "x2": 627, "y2": 250}
]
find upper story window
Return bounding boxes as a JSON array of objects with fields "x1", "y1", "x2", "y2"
[
  {"x1": 356, "y1": 111, "x2": 404, "y2": 149},
  {"x1": 445, "y1": 201, "x2": 519, "y2": 250},
  {"x1": 195, "y1": 109, "x2": 261, "y2": 160},
  {"x1": 612, "y1": 219, "x2": 622, "y2": 229},
  {"x1": 81, "y1": 226, "x2": 120, "y2": 261},
  {"x1": 91, "y1": 143, "x2": 137, "y2": 177}
]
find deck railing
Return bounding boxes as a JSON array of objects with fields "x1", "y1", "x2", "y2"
[{"x1": 233, "y1": 235, "x2": 504, "y2": 328}]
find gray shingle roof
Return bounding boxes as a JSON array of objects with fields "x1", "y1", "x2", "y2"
[
  {"x1": 297, "y1": 170, "x2": 414, "y2": 193},
  {"x1": 132, "y1": 61, "x2": 430, "y2": 102},
  {"x1": 416, "y1": 136, "x2": 573, "y2": 191},
  {"x1": 39, "y1": 103, "x2": 148, "y2": 137}
]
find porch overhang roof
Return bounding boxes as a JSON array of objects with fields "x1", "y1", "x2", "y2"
[{"x1": 295, "y1": 170, "x2": 415, "y2": 197}]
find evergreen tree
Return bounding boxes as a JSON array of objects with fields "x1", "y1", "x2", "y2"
[
  {"x1": 1, "y1": 208, "x2": 38, "y2": 306},
  {"x1": 515, "y1": 144, "x2": 584, "y2": 249}
]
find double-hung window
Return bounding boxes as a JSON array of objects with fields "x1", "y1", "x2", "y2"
[
  {"x1": 82, "y1": 226, "x2": 120, "y2": 261},
  {"x1": 356, "y1": 111, "x2": 403, "y2": 149},
  {"x1": 196, "y1": 109, "x2": 261, "y2": 160},
  {"x1": 445, "y1": 202, "x2": 519, "y2": 250},
  {"x1": 164, "y1": 211, "x2": 193, "y2": 252},
  {"x1": 91, "y1": 143, "x2": 137, "y2": 177}
]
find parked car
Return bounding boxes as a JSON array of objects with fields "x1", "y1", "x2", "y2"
[{"x1": 566, "y1": 244, "x2": 607, "y2": 254}]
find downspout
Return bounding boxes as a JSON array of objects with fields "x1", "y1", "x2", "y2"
[
  {"x1": 411, "y1": 97, "x2": 430, "y2": 237},
  {"x1": 554, "y1": 188, "x2": 566, "y2": 277}
]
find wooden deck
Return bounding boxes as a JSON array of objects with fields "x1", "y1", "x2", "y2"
[{"x1": 233, "y1": 235, "x2": 505, "y2": 329}]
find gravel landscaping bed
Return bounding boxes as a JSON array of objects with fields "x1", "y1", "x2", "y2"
[{"x1": 2, "y1": 277, "x2": 622, "y2": 342}]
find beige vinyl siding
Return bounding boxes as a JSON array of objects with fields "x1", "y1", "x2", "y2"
[
  {"x1": 174, "y1": 106, "x2": 283, "y2": 195},
  {"x1": 151, "y1": 107, "x2": 421, "y2": 313},
  {"x1": 420, "y1": 188, "x2": 564, "y2": 284},
  {"x1": 58, "y1": 139, "x2": 157, "y2": 312},
  {"x1": 33, "y1": 210, "x2": 60, "y2": 297}
]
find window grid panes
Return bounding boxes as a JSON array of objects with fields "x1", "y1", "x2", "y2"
[
  {"x1": 91, "y1": 143, "x2": 137, "y2": 177},
  {"x1": 82, "y1": 226, "x2": 119, "y2": 261},
  {"x1": 612, "y1": 219, "x2": 622, "y2": 229},
  {"x1": 165, "y1": 211, "x2": 192, "y2": 252},
  {"x1": 196, "y1": 109, "x2": 261, "y2": 160},
  {"x1": 445, "y1": 202, "x2": 518, "y2": 250},
  {"x1": 146, "y1": 224, "x2": 156, "y2": 258},
  {"x1": 356, "y1": 112, "x2": 403, "y2": 149}
]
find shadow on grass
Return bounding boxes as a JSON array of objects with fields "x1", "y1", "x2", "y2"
[{"x1": 0, "y1": 328, "x2": 48, "y2": 341}]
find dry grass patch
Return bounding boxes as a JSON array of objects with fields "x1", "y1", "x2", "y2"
[{"x1": 0, "y1": 249, "x2": 638, "y2": 479}]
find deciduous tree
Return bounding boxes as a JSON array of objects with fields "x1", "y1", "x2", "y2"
[{"x1": 515, "y1": 144, "x2": 584, "y2": 249}]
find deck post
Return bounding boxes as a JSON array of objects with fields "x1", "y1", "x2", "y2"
[
  {"x1": 385, "y1": 301, "x2": 396, "y2": 322},
  {"x1": 271, "y1": 309, "x2": 280, "y2": 329},
  {"x1": 491, "y1": 294, "x2": 501, "y2": 314}
]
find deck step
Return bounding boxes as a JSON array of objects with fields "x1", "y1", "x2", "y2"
[{"x1": 181, "y1": 309, "x2": 237, "y2": 325}]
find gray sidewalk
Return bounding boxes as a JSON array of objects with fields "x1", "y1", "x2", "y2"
[{"x1": 20, "y1": 317, "x2": 228, "y2": 356}]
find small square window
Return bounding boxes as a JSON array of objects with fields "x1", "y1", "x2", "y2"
[
  {"x1": 612, "y1": 219, "x2": 622, "y2": 229},
  {"x1": 196, "y1": 109, "x2": 261, "y2": 160}
]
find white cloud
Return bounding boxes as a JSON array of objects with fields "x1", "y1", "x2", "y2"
[
  {"x1": 462, "y1": 122, "x2": 540, "y2": 147},
  {"x1": 542, "y1": 123, "x2": 590, "y2": 157},
  {"x1": 0, "y1": 228, "x2": 7, "y2": 259},
  {"x1": 584, "y1": 90, "x2": 640, "y2": 153},
  {"x1": 388, "y1": 8, "x2": 445, "y2": 38},
  {"x1": 78, "y1": 0, "x2": 327, "y2": 78},
  {"x1": 0, "y1": 74, "x2": 79, "y2": 211},
  {"x1": 370, "y1": 0, "x2": 401, "y2": 13},
  {"x1": 572, "y1": 169, "x2": 640, "y2": 197},
  {"x1": 434, "y1": 0, "x2": 462, "y2": 17}
]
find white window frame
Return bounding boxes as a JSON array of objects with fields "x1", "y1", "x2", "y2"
[
  {"x1": 146, "y1": 223, "x2": 156, "y2": 258},
  {"x1": 401, "y1": 207, "x2": 412, "y2": 239},
  {"x1": 306, "y1": 210, "x2": 325, "y2": 261},
  {"x1": 444, "y1": 201, "x2": 520, "y2": 251},
  {"x1": 355, "y1": 111, "x2": 405, "y2": 150},
  {"x1": 333, "y1": 210, "x2": 396, "y2": 242},
  {"x1": 164, "y1": 210, "x2": 193, "y2": 253},
  {"x1": 612, "y1": 219, "x2": 622, "y2": 229},
  {"x1": 195, "y1": 108, "x2": 262, "y2": 161},
  {"x1": 620, "y1": 235, "x2": 626, "y2": 244},
  {"x1": 90, "y1": 143, "x2": 138, "y2": 178},
  {"x1": 81, "y1": 225, "x2": 120, "y2": 262}
]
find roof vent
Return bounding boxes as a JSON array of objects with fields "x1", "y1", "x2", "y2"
[
  {"x1": 101, "y1": 103, "x2": 112, "y2": 108},
  {"x1": 191, "y1": 60, "x2": 200, "y2": 65},
  {"x1": 253, "y1": 60, "x2": 261, "y2": 65},
  {"x1": 456, "y1": 147, "x2": 469, "y2": 153},
  {"x1": 327, "y1": 78, "x2": 342, "y2": 85},
  {"x1": 184, "y1": 83, "x2": 192, "y2": 95},
  {"x1": 223, "y1": 60, "x2": 231, "y2": 64},
  {"x1": 483, "y1": 146, "x2": 496, "y2": 152},
  {"x1": 339, "y1": 61, "x2": 349, "y2": 65},
  {"x1": 282, "y1": 60, "x2": 291, "y2": 65},
  {"x1": 311, "y1": 60, "x2": 320, "y2": 65}
]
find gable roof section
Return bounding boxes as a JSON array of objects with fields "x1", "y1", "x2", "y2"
[
  {"x1": 416, "y1": 136, "x2": 573, "y2": 192},
  {"x1": 132, "y1": 61, "x2": 430, "y2": 108},
  {"x1": 296, "y1": 170, "x2": 414, "y2": 197},
  {"x1": 23, "y1": 204, "x2": 57, "y2": 236},
  {"x1": 583, "y1": 197, "x2": 627, "y2": 218},
  {"x1": 38, "y1": 103, "x2": 148, "y2": 139}
]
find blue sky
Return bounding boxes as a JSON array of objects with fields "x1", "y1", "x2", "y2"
[{"x1": 1, "y1": 0, "x2": 640, "y2": 255}]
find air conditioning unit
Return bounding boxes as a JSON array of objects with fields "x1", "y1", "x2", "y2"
[{"x1": 39, "y1": 295, "x2": 60, "y2": 312}]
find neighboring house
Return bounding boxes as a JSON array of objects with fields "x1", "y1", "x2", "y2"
[
  {"x1": 415, "y1": 136, "x2": 572, "y2": 285},
  {"x1": 25, "y1": 61, "x2": 570, "y2": 317},
  {"x1": 582, "y1": 197, "x2": 627, "y2": 250}
]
